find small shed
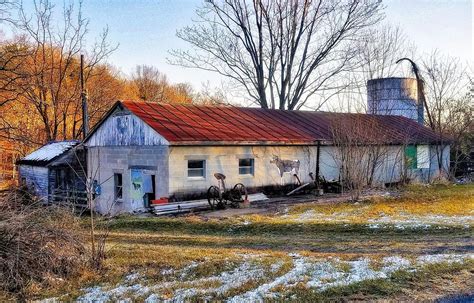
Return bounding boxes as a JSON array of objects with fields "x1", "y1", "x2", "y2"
[{"x1": 16, "y1": 141, "x2": 87, "y2": 204}]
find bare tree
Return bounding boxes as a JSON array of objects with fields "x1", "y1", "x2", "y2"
[
  {"x1": 132, "y1": 64, "x2": 168, "y2": 102},
  {"x1": 170, "y1": 0, "x2": 383, "y2": 110},
  {"x1": 331, "y1": 24, "x2": 415, "y2": 113},
  {"x1": 421, "y1": 51, "x2": 472, "y2": 177},
  {"x1": 8, "y1": 0, "x2": 116, "y2": 142}
]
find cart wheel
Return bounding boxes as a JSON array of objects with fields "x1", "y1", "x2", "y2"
[
  {"x1": 231, "y1": 183, "x2": 248, "y2": 207},
  {"x1": 207, "y1": 186, "x2": 221, "y2": 210}
]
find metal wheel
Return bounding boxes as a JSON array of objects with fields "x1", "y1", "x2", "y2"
[
  {"x1": 207, "y1": 186, "x2": 221, "y2": 210},
  {"x1": 230, "y1": 183, "x2": 248, "y2": 207}
]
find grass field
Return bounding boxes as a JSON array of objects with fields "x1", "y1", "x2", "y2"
[{"x1": 23, "y1": 184, "x2": 474, "y2": 302}]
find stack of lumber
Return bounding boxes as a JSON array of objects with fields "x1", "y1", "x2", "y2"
[{"x1": 152, "y1": 193, "x2": 268, "y2": 216}]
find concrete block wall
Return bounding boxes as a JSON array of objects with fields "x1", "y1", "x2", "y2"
[
  {"x1": 87, "y1": 146, "x2": 169, "y2": 214},
  {"x1": 168, "y1": 144, "x2": 433, "y2": 198},
  {"x1": 168, "y1": 145, "x2": 319, "y2": 199}
]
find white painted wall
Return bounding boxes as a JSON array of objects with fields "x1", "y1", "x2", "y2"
[{"x1": 168, "y1": 145, "x2": 415, "y2": 198}]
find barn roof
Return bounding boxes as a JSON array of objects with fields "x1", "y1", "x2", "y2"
[
  {"x1": 86, "y1": 100, "x2": 445, "y2": 146},
  {"x1": 17, "y1": 141, "x2": 80, "y2": 166}
]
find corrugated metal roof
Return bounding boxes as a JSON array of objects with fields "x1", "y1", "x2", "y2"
[
  {"x1": 17, "y1": 141, "x2": 79, "y2": 165},
  {"x1": 119, "y1": 100, "x2": 443, "y2": 145}
]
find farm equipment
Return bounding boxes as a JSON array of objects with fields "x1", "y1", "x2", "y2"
[{"x1": 207, "y1": 173, "x2": 248, "y2": 209}]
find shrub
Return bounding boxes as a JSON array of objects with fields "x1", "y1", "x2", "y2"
[{"x1": 0, "y1": 188, "x2": 86, "y2": 299}]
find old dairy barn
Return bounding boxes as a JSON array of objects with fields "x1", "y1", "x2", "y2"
[{"x1": 80, "y1": 89, "x2": 446, "y2": 214}]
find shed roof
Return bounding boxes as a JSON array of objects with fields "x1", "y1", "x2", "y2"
[
  {"x1": 87, "y1": 100, "x2": 445, "y2": 146},
  {"x1": 17, "y1": 141, "x2": 80, "y2": 166}
]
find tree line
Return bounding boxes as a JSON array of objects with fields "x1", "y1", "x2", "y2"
[{"x1": 0, "y1": 0, "x2": 472, "y2": 178}]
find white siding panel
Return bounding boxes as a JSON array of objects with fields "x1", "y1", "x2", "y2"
[{"x1": 86, "y1": 110, "x2": 169, "y2": 147}]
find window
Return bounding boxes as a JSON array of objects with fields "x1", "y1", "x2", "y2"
[
  {"x1": 417, "y1": 145, "x2": 430, "y2": 169},
  {"x1": 405, "y1": 145, "x2": 430, "y2": 169},
  {"x1": 114, "y1": 173, "x2": 123, "y2": 199},
  {"x1": 239, "y1": 158, "x2": 254, "y2": 175},
  {"x1": 188, "y1": 160, "x2": 205, "y2": 178}
]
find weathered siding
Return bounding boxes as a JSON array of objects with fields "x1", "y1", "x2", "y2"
[
  {"x1": 18, "y1": 165, "x2": 49, "y2": 200},
  {"x1": 87, "y1": 146, "x2": 169, "y2": 215},
  {"x1": 87, "y1": 108, "x2": 169, "y2": 146},
  {"x1": 45, "y1": 147, "x2": 88, "y2": 206}
]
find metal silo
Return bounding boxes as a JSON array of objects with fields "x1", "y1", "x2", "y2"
[{"x1": 367, "y1": 77, "x2": 424, "y2": 123}]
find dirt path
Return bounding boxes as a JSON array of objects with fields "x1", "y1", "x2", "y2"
[{"x1": 201, "y1": 190, "x2": 395, "y2": 218}]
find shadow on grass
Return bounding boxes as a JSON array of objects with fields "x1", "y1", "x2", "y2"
[
  {"x1": 102, "y1": 217, "x2": 473, "y2": 254},
  {"x1": 104, "y1": 216, "x2": 471, "y2": 236}
]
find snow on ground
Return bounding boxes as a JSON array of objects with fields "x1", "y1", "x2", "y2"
[
  {"x1": 62, "y1": 253, "x2": 473, "y2": 303},
  {"x1": 366, "y1": 214, "x2": 474, "y2": 229},
  {"x1": 293, "y1": 209, "x2": 473, "y2": 229},
  {"x1": 229, "y1": 253, "x2": 472, "y2": 302}
]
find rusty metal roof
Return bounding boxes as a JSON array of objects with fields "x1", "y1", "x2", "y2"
[{"x1": 118, "y1": 100, "x2": 443, "y2": 145}]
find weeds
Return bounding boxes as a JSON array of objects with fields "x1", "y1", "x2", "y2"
[{"x1": 0, "y1": 188, "x2": 86, "y2": 299}]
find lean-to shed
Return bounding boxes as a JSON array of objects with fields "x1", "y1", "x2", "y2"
[{"x1": 16, "y1": 141, "x2": 87, "y2": 203}]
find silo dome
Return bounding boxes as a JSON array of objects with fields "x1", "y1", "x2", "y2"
[{"x1": 367, "y1": 77, "x2": 424, "y2": 123}]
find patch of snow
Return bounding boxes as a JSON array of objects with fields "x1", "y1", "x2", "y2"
[
  {"x1": 367, "y1": 214, "x2": 474, "y2": 229},
  {"x1": 124, "y1": 273, "x2": 140, "y2": 282},
  {"x1": 229, "y1": 254, "x2": 311, "y2": 302},
  {"x1": 227, "y1": 253, "x2": 473, "y2": 302},
  {"x1": 296, "y1": 210, "x2": 317, "y2": 222},
  {"x1": 270, "y1": 261, "x2": 284, "y2": 273},
  {"x1": 416, "y1": 254, "x2": 473, "y2": 265},
  {"x1": 161, "y1": 268, "x2": 174, "y2": 276},
  {"x1": 66, "y1": 253, "x2": 474, "y2": 303}
]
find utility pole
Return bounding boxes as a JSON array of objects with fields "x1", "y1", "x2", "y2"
[
  {"x1": 80, "y1": 54, "x2": 95, "y2": 264},
  {"x1": 80, "y1": 54, "x2": 89, "y2": 139}
]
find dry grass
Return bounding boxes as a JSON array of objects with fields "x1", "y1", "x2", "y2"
[
  {"x1": 0, "y1": 189, "x2": 87, "y2": 301},
  {"x1": 246, "y1": 184, "x2": 474, "y2": 226},
  {"x1": 291, "y1": 183, "x2": 473, "y2": 217},
  {"x1": 4, "y1": 184, "x2": 473, "y2": 301}
]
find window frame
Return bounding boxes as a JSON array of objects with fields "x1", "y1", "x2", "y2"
[
  {"x1": 114, "y1": 173, "x2": 123, "y2": 200},
  {"x1": 187, "y1": 160, "x2": 206, "y2": 179},
  {"x1": 238, "y1": 158, "x2": 255, "y2": 176},
  {"x1": 416, "y1": 145, "x2": 430, "y2": 169}
]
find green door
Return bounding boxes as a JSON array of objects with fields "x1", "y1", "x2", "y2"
[{"x1": 405, "y1": 145, "x2": 417, "y2": 169}]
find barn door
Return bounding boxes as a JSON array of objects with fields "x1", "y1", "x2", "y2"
[
  {"x1": 130, "y1": 169, "x2": 155, "y2": 210},
  {"x1": 130, "y1": 169, "x2": 144, "y2": 210}
]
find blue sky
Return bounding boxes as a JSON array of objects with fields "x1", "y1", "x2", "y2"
[{"x1": 16, "y1": 0, "x2": 474, "y2": 88}]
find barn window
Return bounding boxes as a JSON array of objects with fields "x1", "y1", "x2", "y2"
[
  {"x1": 114, "y1": 173, "x2": 123, "y2": 199},
  {"x1": 417, "y1": 145, "x2": 430, "y2": 169},
  {"x1": 188, "y1": 160, "x2": 205, "y2": 178},
  {"x1": 239, "y1": 158, "x2": 254, "y2": 175}
]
